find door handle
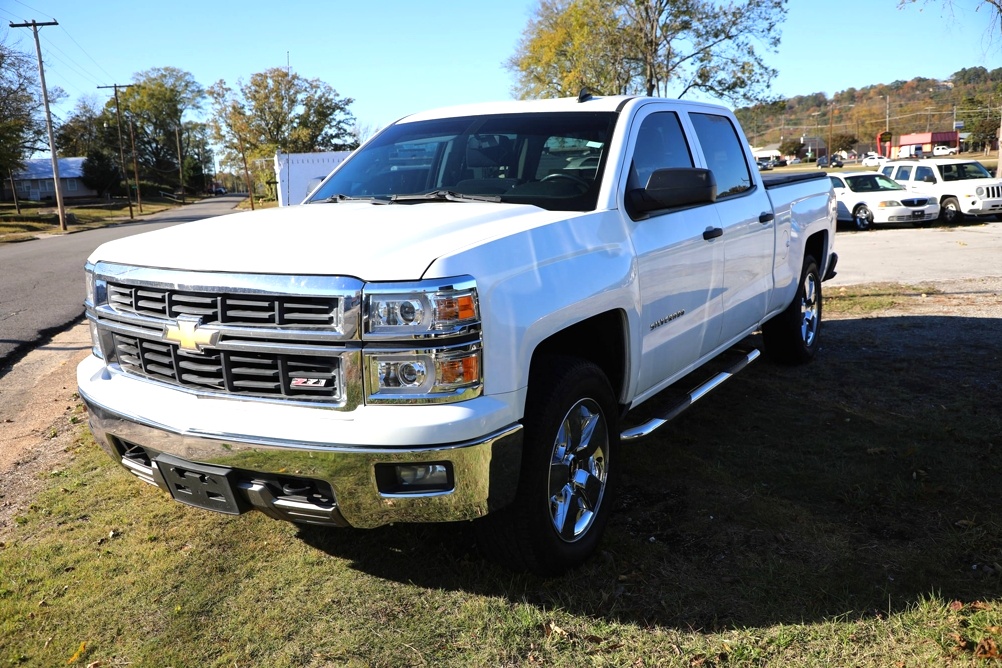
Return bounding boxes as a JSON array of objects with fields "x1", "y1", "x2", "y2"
[
  {"x1": 703, "y1": 227, "x2": 723, "y2": 240},
  {"x1": 759, "y1": 211, "x2": 774, "y2": 224}
]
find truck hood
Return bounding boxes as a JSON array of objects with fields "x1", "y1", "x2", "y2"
[{"x1": 87, "y1": 202, "x2": 568, "y2": 280}]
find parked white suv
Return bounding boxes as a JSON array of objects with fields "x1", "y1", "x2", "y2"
[{"x1": 881, "y1": 158, "x2": 1002, "y2": 223}]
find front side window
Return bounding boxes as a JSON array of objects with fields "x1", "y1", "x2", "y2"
[
  {"x1": 308, "y1": 112, "x2": 618, "y2": 212},
  {"x1": 627, "y1": 111, "x2": 693, "y2": 190},
  {"x1": 689, "y1": 113, "x2": 752, "y2": 198},
  {"x1": 915, "y1": 166, "x2": 936, "y2": 182}
]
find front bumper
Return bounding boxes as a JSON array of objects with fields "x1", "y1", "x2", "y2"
[{"x1": 78, "y1": 355, "x2": 523, "y2": 528}]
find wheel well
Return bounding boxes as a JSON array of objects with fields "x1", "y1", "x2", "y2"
[
  {"x1": 529, "y1": 310, "x2": 627, "y2": 406},
  {"x1": 805, "y1": 230, "x2": 828, "y2": 273}
]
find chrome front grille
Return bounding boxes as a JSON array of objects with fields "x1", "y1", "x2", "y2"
[
  {"x1": 89, "y1": 263, "x2": 364, "y2": 408},
  {"x1": 901, "y1": 198, "x2": 928, "y2": 207},
  {"x1": 113, "y1": 333, "x2": 340, "y2": 400},
  {"x1": 108, "y1": 283, "x2": 338, "y2": 327}
]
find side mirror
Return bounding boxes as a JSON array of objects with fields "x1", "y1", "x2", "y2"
[
  {"x1": 628, "y1": 168, "x2": 717, "y2": 215},
  {"x1": 923, "y1": 175, "x2": 937, "y2": 183}
]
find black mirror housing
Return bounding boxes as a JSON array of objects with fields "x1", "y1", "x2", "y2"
[{"x1": 628, "y1": 168, "x2": 717, "y2": 215}]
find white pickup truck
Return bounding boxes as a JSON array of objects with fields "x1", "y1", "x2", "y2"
[
  {"x1": 78, "y1": 93, "x2": 838, "y2": 574},
  {"x1": 881, "y1": 158, "x2": 1002, "y2": 224}
]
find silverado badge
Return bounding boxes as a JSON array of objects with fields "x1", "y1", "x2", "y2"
[{"x1": 163, "y1": 315, "x2": 220, "y2": 353}]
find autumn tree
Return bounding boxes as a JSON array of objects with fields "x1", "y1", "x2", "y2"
[
  {"x1": 507, "y1": 0, "x2": 640, "y2": 98},
  {"x1": 829, "y1": 133, "x2": 859, "y2": 154},
  {"x1": 508, "y1": 0, "x2": 787, "y2": 105}
]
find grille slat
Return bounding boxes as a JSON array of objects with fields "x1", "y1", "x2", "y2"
[
  {"x1": 108, "y1": 282, "x2": 338, "y2": 327},
  {"x1": 112, "y1": 333, "x2": 339, "y2": 402}
]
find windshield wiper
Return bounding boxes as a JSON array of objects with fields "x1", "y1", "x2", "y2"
[
  {"x1": 389, "y1": 190, "x2": 501, "y2": 204},
  {"x1": 321, "y1": 194, "x2": 390, "y2": 204}
]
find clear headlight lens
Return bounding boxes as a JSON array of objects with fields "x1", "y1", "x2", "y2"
[
  {"x1": 365, "y1": 345, "x2": 481, "y2": 402},
  {"x1": 976, "y1": 186, "x2": 985, "y2": 197},
  {"x1": 365, "y1": 284, "x2": 478, "y2": 338},
  {"x1": 877, "y1": 200, "x2": 902, "y2": 208}
]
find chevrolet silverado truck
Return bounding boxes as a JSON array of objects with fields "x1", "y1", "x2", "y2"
[
  {"x1": 78, "y1": 93, "x2": 838, "y2": 575},
  {"x1": 881, "y1": 158, "x2": 1002, "y2": 224}
]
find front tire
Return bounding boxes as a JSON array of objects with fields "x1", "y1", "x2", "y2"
[
  {"x1": 475, "y1": 357, "x2": 618, "y2": 575},
  {"x1": 940, "y1": 197, "x2": 964, "y2": 224},
  {"x1": 852, "y1": 205, "x2": 873, "y2": 231},
  {"x1": 762, "y1": 255, "x2": 822, "y2": 364}
]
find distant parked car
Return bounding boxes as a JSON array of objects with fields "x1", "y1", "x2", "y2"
[
  {"x1": 789, "y1": 157, "x2": 801, "y2": 164},
  {"x1": 861, "y1": 154, "x2": 888, "y2": 167},
  {"x1": 829, "y1": 171, "x2": 939, "y2": 230},
  {"x1": 817, "y1": 155, "x2": 843, "y2": 169},
  {"x1": 213, "y1": 187, "x2": 228, "y2": 195},
  {"x1": 756, "y1": 159, "x2": 773, "y2": 171},
  {"x1": 933, "y1": 145, "x2": 958, "y2": 156}
]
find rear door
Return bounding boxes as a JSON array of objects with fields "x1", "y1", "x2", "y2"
[{"x1": 688, "y1": 111, "x2": 775, "y2": 351}]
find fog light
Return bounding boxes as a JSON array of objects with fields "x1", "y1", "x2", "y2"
[{"x1": 374, "y1": 462, "x2": 453, "y2": 495}]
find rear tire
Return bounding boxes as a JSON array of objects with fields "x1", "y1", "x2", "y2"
[
  {"x1": 475, "y1": 356, "x2": 618, "y2": 575},
  {"x1": 762, "y1": 255, "x2": 822, "y2": 365}
]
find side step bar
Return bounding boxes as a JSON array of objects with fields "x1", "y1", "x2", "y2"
[{"x1": 620, "y1": 348, "x2": 761, "y2": 442}]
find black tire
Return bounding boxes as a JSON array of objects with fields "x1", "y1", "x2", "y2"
[
  {"x1": 940, "y1": 196, "x2": 964, "y2": 224},
  {"x1": 475, "y1": 356, "x2": 618, "y2": 575},
  {"x1": 852, "y1": 205, "x2": 873, "y2": 231},
  {"x1": 762, "y1": 255, "x2": 822, "y2": 365}
]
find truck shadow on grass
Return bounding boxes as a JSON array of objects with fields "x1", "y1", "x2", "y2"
[{"x1": 297, "y1": 313, "x2": 1001, "y2": 630}]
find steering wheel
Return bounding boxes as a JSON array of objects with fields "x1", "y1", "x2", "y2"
[{"x1": 541, "y1": 173, "x2": 591, "y2": 189}]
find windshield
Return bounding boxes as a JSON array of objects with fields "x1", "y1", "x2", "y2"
[
  {"x1": 307, "y1": 112, "x2": 618, "y2": 211},
  {"x1": 844, "y1": 174, "x2": 904, "y2": 193},
  {"x1": 938, "y1": 161, "x2": 993, "y2": 181}
]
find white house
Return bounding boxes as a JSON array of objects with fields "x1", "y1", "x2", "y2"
[
  {"x1": 2, "y1": 157, "x2": 98, "y2": 202},
  {"x1": 273, "y1": 151, "x2": 351, "y2": 206}
]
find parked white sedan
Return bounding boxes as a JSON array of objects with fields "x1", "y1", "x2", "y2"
[
  {"x1": 860, "y1": 153, "x2": 888, "y2": 167},
  {"x1": 829, "y1": 172, "x2": 939, "y2": 230}
]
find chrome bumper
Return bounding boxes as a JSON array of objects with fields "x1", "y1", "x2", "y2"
[{"x1": 81, "y1": 393, "x2": 523, "y2": 528}]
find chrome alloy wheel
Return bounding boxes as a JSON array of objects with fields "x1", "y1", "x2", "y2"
[
  {"x1": 800, "y1": 269, "x2": 820, "y2": 348},
  {"x1": 547, "y1": 398, "x2": 609, "y2": 542}
]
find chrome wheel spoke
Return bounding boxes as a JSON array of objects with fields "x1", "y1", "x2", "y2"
[{"x1": 547, "y1": 398, "x2": 608, "y2": 542}]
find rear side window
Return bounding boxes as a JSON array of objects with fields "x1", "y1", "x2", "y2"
[
  {"x1": 894, "y1": 166, "x2": 912, "y2": 181},
  {"x1": 689, "y1": 113, "x2": 752, "y2": 197},
  {"x1": 829, "y1": 176, "x2": 845, "y2": 188},
  {"x1": 915, "y1": 166, "x2": 936, "y2": 182}
]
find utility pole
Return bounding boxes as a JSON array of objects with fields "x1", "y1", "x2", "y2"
[
  {"x1": 128, "y1": 120, "x2": 143, "y2": 213},
  {"x1": 97, "y1": 84, "x2": 134, "y2": 220},
  {"x1": 10, "y1": 19, "x2": 68, "y2": 231},
  {"x1": 175, "y1": 125, "x2": 185, "y2": 204}
]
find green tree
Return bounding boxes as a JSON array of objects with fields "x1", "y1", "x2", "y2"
[
  {"x1": 113, "y1": 67, "x2": 205, "y2": 191},
  {"x1": 81, "y1": 148, "x2": 120, "y2": 196},
  {"x1": 0, "y1": 36, "x2": 45, "y2": 178},
  {"x1": 210, "y1": 67, "x2": 356, "y2": 159},
  {"x1": 508, "y1": 0, "x2": 787, "y2": 105},
  {"x1": 55, "y1": 96, "x2": 106, "y2": 157},
  {"x1": 829, "y1": 133, "x2": 858, "y2": 153},
  {"x1": 778, "y1": 138, "x2": 804, "y2": 157}
]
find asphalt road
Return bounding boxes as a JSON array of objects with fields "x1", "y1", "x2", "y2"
[{"x1": 0, "y1": 195, "x2": 243, "y2": 373}]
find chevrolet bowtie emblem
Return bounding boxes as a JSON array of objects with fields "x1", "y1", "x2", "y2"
[{"x1": 163, "y1": 316, "x2": 220, "y2": 352}]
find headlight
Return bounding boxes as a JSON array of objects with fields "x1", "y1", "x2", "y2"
[
  {"x1": 84, "y1": 263, "x2": 107, "y2": 307},
  {"x1": 365, "y1": 344, "x2": 481, "y2": 403},
  {"x1": 364, "y1": 278, "x2": 479, "y2": 339},
  {"x1": 877, "y1": 200, "x2": 902, "y2": 208},
  {"x1": 976, "y1": 186, "x2": 985, "y2": 197}
]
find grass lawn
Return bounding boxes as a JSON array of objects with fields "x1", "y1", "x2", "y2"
[
  {"x1": 0, "y1": 198, "x2": 185, "y2": 243},
  {"x1": 2, "y1": 283, "x2": 1000, "y2": 666}
]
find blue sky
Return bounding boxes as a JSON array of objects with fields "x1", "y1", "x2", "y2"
[{"x1": 3, "y1": 0, "x2": 998, "y2": 132}]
